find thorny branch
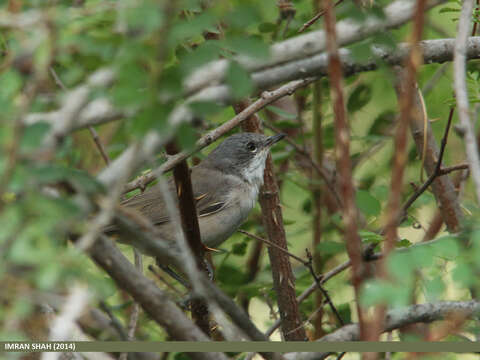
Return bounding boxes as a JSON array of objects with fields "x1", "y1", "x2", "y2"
[
  {"x1": 238, "y1": 229, "x2": 344, "y2": 328},
  {"x1": 235, "y1": 100, "x2": 307, "y2": 341}
]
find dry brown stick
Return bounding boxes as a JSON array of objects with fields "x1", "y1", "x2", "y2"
[
  {"x1": 298, "y1": 0, "x2": 344, "y2": 33},
  {"x1": 123, "y1": 78, "x2": 314, "y2": 194},
  {"x1": 165, "y1": 141, "x2": 210, "y2": 336},
  {"x1": 235, "y1": 99, "x2": 307, "y2": 341},
  {"x1": 322, "y1": 0, "x2": 366, "y2": 341},
  {"x1": 372, "y1": 0, "x2": 428, "y2": 349}
]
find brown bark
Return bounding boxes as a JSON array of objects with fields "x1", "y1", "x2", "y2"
[
  {"x1": 165, "y1": 141, "x2": 210, "y2": 336},
  {"x1": 233, "y1": 100, "x2": 307, "y2": 341}
]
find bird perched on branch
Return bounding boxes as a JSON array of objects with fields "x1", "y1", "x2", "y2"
[{"x1": 105, "y1": 132, "x2": 285, "y2": 264}]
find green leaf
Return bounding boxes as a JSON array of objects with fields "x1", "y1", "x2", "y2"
[
  {"x1": 316, "y1": 241, "x2": 345, "y2": 256},
  {"x1": 359, "y1": 230, "x2": 383, "y2": 244},
  {"x1": 347, "y1": 84, "x2": 372, "y2": 113},
  {"x1": 369, "y1": 110, "x2": 396, "y2": 136},
  {"x1": 424, "y1": 277, "x2": 445, "y2": 302},
  {"x1": 1, "y1": 70, "x2": 23, "y2": 100},
  {"x1": 396, "y1": 239, "x2": 412, "y2": 248},
  {"x1": 337, "y1": 303, "x2": 352, "y2": 324},
  {"x1": 223, "y1": 35, "x2": 269, "y2": 59},
  {"x1": 429, "y1": 235, "x2": 460, "y2": 260},
  {"x1": 225, "y1": 62, "x2": 253, "y2": 99},
  {"x1": 258, "y1": 22, "x2": 277, "y2": 33},
  {"x1": 355, "y1": 190, "x2": 380, "y2": 217},
  {"x1": 452, "y1": 262, "x2": 475, "y2": 287},
  {"x1": 217, "y1": 264, "x2": 246, "y2": 292},
  {"x1": 20, "y1": 123, "x2": 51, "y2": 152},
  {"x1": 232, "y1": 241, "x2": 247, "y2": 256}
]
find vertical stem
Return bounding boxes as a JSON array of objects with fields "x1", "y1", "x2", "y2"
[
  {"x1": 312, "y1": 79, "x2": 325, "y2": 338},
  {"x1": 322, "y1": 0, "x2": 366, "y2": 341},
  {"x1": 375, "y1": 0, "x2": 428, "y2": 350},
  {"x1": 234, "y1": 100, "x2": 307, "y2": 341},
  {"x1": 165, "y1": 141, "x2": 210, "y2": 336}
]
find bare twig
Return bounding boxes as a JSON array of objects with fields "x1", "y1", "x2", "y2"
[
  {"x1": 238, "y1": 230, "x2": 344, "y2": 328},
  {"x1": 99, "y1": 301, "x2": 129, "y2": 341},
  {"x1": 298, "y1": 0, "x2": 344, "y2": 33},
  {"x1": 454, "y1": 0, "x2": 480, "y2": 204},
  {"x1": 399, "y1": 107, "x2": 455, "y2": 220},
  {"x1": 323, "y1": 0, "x2": 366, "y2": 340}
]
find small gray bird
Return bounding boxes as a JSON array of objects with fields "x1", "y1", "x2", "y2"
[{"x1": 108, "y1": 132, "x2": 285, "y2": 260}]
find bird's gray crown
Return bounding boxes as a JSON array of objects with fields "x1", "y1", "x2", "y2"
[{"x1": 201, "y1": 132, "x2": 284, "y2": 183}]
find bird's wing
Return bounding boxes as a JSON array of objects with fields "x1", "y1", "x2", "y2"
[{"x1": 105, "y1": 166, "x2": 234, "y2": 233}]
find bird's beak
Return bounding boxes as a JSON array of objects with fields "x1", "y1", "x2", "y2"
[{"x1": 265, "y1": 133, "x2": 286, "y2": 147}]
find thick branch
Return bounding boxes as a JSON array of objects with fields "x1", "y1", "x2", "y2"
[
  {"x1": 165, "y1": 141, "x2": 210, "y2": 336},
  {"x1": 88, "y1": 236, "x2": 226, "y2": 360},
  {"x1": 235, "y1": 100, "x2": 307, "y2": 341},
  {"x1": 283, "y1": 301, "x2": 480, "y2": 360},
  {"x1": 185, "y1": 0, "x2": 444, "y2": 94}
]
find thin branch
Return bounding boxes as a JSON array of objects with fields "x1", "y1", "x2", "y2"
[
  {"x1": 438, "y1": 163, "x2": 469, "y2": 175},
  {"x1": 323, "y1": 0, "x2": 366, "y2": 340},
  {"x1": 399, "y1": 106, "x2": 455, "y2": 222},
  {"x1": 298, "y1": 0, "x2": 344, "y2": 33},
  {"x1": 123, "y1": 78, "x2": 314, "y2": 193},
  {"x1": 238, "y1": 230, "x2": 344, "y2": 328},
  {"x1": 99, "y1": 301, "x2": 129, "y2": 341},
  {"x1": 454, "y1": 0, "x2": 480, "y2": 204}
]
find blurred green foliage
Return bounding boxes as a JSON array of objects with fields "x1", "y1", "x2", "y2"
[{"x1": 0, "y1": 0, "x2": 479, "y2": 351}]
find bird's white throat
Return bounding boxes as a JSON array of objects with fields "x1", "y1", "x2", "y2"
[{"x1": 241, "y1": 150, "x2": 269, "y2": 192}]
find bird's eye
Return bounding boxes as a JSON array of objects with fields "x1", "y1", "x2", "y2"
[{"x1": 246, "y1": 142, "x2": 257, "y2": 152}]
